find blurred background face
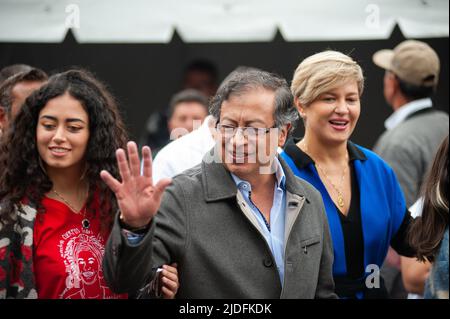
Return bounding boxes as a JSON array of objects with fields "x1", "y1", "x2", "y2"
[
  {"x1": 167, "y1": 101, "x2": 208, "y2": 138},
  {"x1": 217, "y1": 88, "x2": 287, "y2": 178},
  {"x1": 183, "y1": 70, "x2": 217, "y2": 98},
  {"x1": 11, "y1": 80, "x2": 44, "y2": 119},
  {"x1": 299, "y1": 81, "x2": 361, "y2": 146},
  {"x1": 37, "y1": 93, "x2": 90, "y2": 173},
  {"x1": 0, "y1": 80, "x2": 44, "y2": 135}
]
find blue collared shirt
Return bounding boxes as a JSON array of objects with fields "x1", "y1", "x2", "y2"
[{"x1": 230, "y1": 157, "x2": 287, "y2": 285}]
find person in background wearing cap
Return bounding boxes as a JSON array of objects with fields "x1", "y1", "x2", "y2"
[{"x1": 372, "y1": 40, "x2": 449, "y2": 298}]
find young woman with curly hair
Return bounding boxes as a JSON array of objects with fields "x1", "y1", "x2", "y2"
[{"x1": 0, "y1": 70, "x2": 178, "y2": 299}]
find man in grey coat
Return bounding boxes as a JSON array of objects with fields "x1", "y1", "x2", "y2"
[{"x1": 101, "y1": 69, "x2": 337, "y2": 299}]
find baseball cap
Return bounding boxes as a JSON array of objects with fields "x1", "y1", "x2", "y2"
[{"x1": 372, "y1": 40, "x2": 440, "y2": 87}]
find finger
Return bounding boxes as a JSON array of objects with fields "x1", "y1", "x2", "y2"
[
  {"x1": 142, "y1": 146, "x2": 153, "y2": 182},
  {"x1": 163, "y1": 264, "x2": 178, "y2": 275},
  {"x1": 161, "y1": 269, "x2": 178, "y2": 283},
  {"x1": 100, "y1": 170, "x2": 121, "y2": 194},
  {"x1": 153, "y1": 178, "x2": 172, "y2": 202},
  {"x1": 127, "y1": 141, "x2": 141, "y2": 178},
  {"x1": 161, "y1": 286, "x2": 175, "y2": 299},
  {"x1": 116, "y1": 148, "x2": 131, "y2": 183},
  {"x1": 162, "y1": 276, "x2": 179, "y2": 292}
]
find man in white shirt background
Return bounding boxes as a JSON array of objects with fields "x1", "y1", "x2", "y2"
[
  {"x1": 152, "y1": 66, "x2": 263, "y2": 183},
  {"x1": 152, "y1": 114, "x2": 216, "y2": 183}
]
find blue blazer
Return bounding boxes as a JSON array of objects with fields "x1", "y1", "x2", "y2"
[{"x1": 280, "y1": 141, "x2": 407, "y2": 278}]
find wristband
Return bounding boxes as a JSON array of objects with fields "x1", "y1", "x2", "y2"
[{"x1": 119, "y1": 213, "x2": 150, "y2": 233}]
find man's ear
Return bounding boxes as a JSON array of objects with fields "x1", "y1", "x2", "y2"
[
  {"x1": 391, "y1": 75, "x2": 401, "y2": 94},
  {"x1": 385, "y1": 71, "x2": 399, "y2": 92},
  {"x1": 278, "y1": 123, "x2": 291, "y2": 147}
]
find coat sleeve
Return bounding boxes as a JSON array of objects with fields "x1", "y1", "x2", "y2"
[
  {"x1": 102, "y1": 180, "x2": 188, "y2": 294},
  {"x1": 0, "y1": 204, "x2": 36, "y2": 299},
  {"x1": 315, "y1": 200, "x2": 338, "y2": 299}
]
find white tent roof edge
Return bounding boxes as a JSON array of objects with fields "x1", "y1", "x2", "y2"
[{"x1": 0, "y1": 0, "x2": 448, "y2": 43}]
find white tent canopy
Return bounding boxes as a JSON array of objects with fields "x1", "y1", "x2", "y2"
[{"x1": 0, "y1": 0, "x2": 448, "y2": 43}]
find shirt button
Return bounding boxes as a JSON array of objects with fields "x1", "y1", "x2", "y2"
[{"x1": 263, "y1": 258, "x2": 273, "y2": 267}]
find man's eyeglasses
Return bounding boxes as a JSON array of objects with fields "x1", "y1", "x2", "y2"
[{"x1": 216, "y1": 123, "x2": 277, "y2": 139}]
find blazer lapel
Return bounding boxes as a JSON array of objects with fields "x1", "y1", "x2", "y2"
[{"x1": 201, "y1": 146, "x2": 238, "y2": 202}]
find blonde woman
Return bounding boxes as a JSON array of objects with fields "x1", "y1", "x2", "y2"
[{"x1": 280, "y1": 51, "x2": 415, "y2": 298}]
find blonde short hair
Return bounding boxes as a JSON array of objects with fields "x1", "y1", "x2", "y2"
[{"x1": 291, "y1": 51, "x2": 364, "y2": 107}]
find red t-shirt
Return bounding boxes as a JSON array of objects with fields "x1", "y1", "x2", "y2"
[{"x1": 33, "y1": 195, "x2": 126, "y2": 299}]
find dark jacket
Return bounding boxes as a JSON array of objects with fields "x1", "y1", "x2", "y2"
[{"x1": 103, "y1": 154, "x2": 337, "y2": 299}]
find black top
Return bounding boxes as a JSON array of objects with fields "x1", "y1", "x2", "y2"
[
  {"x1": 337, "y1": 164, "x2": 365, "y2": 280},
  {"x1": 283, "y1": 138, "x2": 415, "y2": 298}
]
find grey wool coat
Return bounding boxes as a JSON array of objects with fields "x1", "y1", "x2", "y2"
[{"x1": 103, "y1": 154, "x2": 337, "y2": 299}]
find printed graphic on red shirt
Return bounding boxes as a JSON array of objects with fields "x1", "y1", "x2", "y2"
[
  {"x1": 33, "y1": 196, "x2": 126, "y2": 299},
  {"x1": 58, "y1": 228, "x2": 113, "y2": 299}
]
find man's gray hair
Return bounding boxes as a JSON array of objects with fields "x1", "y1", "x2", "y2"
[{"x1": 209, "y1": 69, "x2": 298, "y2": 131}]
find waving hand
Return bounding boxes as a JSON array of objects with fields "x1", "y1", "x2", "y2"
[{"x1": 100, "y1": 141, "x2": 172, "y2": 228}]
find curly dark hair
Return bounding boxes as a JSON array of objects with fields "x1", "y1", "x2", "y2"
[{"x1": 0, "y1": 69, "x2": 128, "y2": 232}]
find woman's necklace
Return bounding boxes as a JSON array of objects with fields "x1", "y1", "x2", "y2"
[
  {"x1": 302, "y1": 141, "x2": 348, "y2": 208},
  {"x1": 51, "y1": 189, "x2": 90, "y2": 229}
]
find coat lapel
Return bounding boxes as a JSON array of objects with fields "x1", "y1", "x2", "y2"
[{"x1": 201, "y1": 148, "x2": 309, "y2": 249}]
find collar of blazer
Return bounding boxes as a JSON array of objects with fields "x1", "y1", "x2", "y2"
[{"x1": 200, "y1": 146, "x2": 310, "y2": 203}]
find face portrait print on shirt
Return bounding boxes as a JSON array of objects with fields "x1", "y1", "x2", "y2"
[{"x1": 58, "y1": 229, "x2": 116, "y2": 299}]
